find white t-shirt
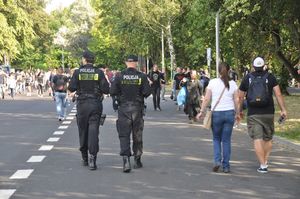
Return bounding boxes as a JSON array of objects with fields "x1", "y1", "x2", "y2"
[{"x1": 207, "y1": 78, "x2": 238, "y2": 111}]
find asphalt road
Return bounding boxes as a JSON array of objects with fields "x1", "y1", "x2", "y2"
[{"x1": 0, "y1": 95, "x2": 299, "y2": 199}]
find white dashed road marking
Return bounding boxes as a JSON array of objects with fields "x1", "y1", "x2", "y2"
[
  {"x1": 47, "y1": 137, "x2": 60, "y2": 142},
  {"x1": 4, "y1": 109, "x2": 75, "y2": 199},
  {"x1": 62, "y1": 121, "x2": 71, "y2": 125},
  {"x1": 27, "y1": 156, "x2": 46, "y2": 163},
  {"x1": 58, "y1": 125, "x2": 68, "y2": 129},
  {"x1": 53, "y1": 131, "x2": 64, "y2": 135},
  {"x1": 38, "y1": 145, "x2": 54, "y2": 151},
  {"x1": 10, "y1": 169, "x2": 34, "y2": 179},
  {"x1": 0, "y1": 189, "x2": 16, "y2": 199}
]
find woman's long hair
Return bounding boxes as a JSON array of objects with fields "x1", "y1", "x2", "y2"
[{"x1": 219, "y1": 62, "x2": 230, "y2": 89}]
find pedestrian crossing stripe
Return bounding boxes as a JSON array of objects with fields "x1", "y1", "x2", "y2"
[
  {"x1": 0, "y1": 189, "x2": 16, "y2": 199},
  {"x1": 10, "y1": 169, "x2": 34, "y2": 179},
  {"x1": 62, "y1": 121, "x2": 71, "y2": 125},
  {"x1": 47, "y1": 137, "x2": 60, "y2": 142},
  {"x1": 38, "y1": 145, "x2": 54, "y2": 151},
  {"x1": 27, "y1": 156, "x2": 46, "y2": 163},
  {"x1": 53, "y1": 131, "x2": 64, "y2": 135},
  {"x1": 58, "y1": 126, "x2": 68, "y2": 129}
]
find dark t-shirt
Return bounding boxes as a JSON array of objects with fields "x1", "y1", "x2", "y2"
[
  {"x1": 184, "y1": 72, "x2": 191, "y2": 80},
  {"x1": 174, "y1": 73, "x2": 185, "y2": 90},
  {"x1": 239, "y1": 71, "x2": 278, "y2": 116},
  {"x1": 148, "y1": 71, "x2": 163, "y2": 88}
]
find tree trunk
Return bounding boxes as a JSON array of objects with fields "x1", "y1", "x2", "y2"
[
  {"x1": 272, "y1": 29, "x2": 300, "y2": 82},
  {"x1": 166, "y1": 21, "x2": 177, "y2": 79}
]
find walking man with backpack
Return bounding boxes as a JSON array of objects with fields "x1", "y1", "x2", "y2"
[
  {"x1": 238, "y1": 57, "x2": 287, "y2": 173},
  {"x1": 52, "y1": 67, "x2": 69, "y2": 121}
]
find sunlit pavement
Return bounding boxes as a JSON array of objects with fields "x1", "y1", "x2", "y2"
[{"x1": 0, "y1": 96, "x2": 299, "y2": 199}]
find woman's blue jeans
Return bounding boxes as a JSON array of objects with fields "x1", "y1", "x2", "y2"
[{"x1": 211, "y1": 110, "x2": 235, "y2": 169}]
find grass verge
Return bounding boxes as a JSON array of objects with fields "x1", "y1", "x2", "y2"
[{"x1": 275, "y1": 95, "x2": 300, "y2": 142}]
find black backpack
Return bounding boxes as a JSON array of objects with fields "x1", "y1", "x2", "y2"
[
  {"x1": 54, "y1": 75, "x2": 67, "y2": 91},
  {"x1": 246, "y1": 73, "x2": 270, "y2": 107}
]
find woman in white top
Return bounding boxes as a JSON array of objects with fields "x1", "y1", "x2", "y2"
[
  {"x1": 7, "y1": 73, "x2": 17, "y2": 99},
  {"x1": 197, "y1": 62, "x2": 240, "y2": 173}
]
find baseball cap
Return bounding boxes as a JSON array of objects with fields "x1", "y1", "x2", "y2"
[
  {"x1": 253, "y1": 57, "x2": 265, "y2": 67},
  {"x1": 126, "y1": 55, "x2": 138, "y2": 62}
]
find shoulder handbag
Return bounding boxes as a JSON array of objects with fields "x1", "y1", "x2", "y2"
[{"x1": 203, "y1": 86, "x2": 226, "y2": 130}]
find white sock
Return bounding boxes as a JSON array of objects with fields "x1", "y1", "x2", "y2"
[{"x1": 260, "y1": 164, "x2": 267, "y2": 169}]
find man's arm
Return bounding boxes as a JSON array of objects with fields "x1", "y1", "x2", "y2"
[
  {"x1": 142, "y1": 75, "x2": 152, "y2": 98},
  {"x1": 68, "y1": 71, "x2": 78, "y2": 93},
  {"x1": 110, "y1": 74, "x2": 120, "y2": 96},
  {"x1": 238, "y1": 90, "x2": 246, "y2": 119},
  {"x1": 273, "y1": 85, "x2": 287, "y2": 118},
  {"x1": 234, "y1": 90, "x2": 241, "y2": 123},
  {"x1": 99, "y1": 71, "x2": 110, "y2": 94}
]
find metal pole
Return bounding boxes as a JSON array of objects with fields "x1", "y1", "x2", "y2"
[
  {"x1": 146, "y1": 45, "x2": 149, "y2": 74},
  {"x1": 61, "y1": 47, "x2": 64, "y2": 71},
  {"x1": 216, "y1": 10, "x2": 220, "y2": 77},
  {"x1": 161, "y1": 28, "x2": 165, "y2": 74}
]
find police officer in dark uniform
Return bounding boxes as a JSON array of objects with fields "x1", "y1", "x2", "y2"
[
  {"x1": 68, "y1": 50, "x2": 109, "y2": 170},
  {"x1": 110, "y1": 55, "x2": 151, "y2": 173}
]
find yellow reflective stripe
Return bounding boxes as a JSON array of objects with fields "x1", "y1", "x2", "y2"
[
  {"x1": 79, "y1": 73, "x2": 100, "y2": 81},
  {"x1": 94, "y1": 74, "x2": 98, "y2": 81}
]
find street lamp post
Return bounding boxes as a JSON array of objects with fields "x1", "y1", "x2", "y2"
[
  {"x1": 161, "y1": 28, "x2": 165, "y2": 74},
  {"x1": 216, "y1": 9, "x2": 220, "y2": 77},
  {"x1": 61, "y1": 47, "x2": 64, "y2": 71}
]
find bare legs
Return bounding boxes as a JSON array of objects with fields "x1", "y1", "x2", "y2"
[{"x1": 254, "y1": 139, "x2": 272, "y2": 166}]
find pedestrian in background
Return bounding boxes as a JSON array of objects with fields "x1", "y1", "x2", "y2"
[
  {"x1": 7, "y1": 73, "x2": 17, "y2": 99},
  {"x1": 110, "y1": 55, "x2": 151, "y2": 173},
  {"x1": 185, "y1": 70, "x2": 203, "y2": 123},
  {"x1": 0, "y1": 68, "x2": 7, "y2": 99},
  {"x1": 52, "y1": 67, "x2": 68, "y2": 121},
  {"x1": 197, "y1": 62, "x2": 239, "y2": 173},
  {"x1": 37, "y1": 71, "x2": 44, "y2": 97},
  {"x1": 68, "y1": 50, "x2": 109, "y2": 170},
  {"x1": 238, "y1": 57, "x2": 287, "y2": 173},
  {"x1": 172, "y1": 67, "x2": 184, "y2": 101},
  {"x1": 160, "y1": 70, "x2": 166, "y2": 101},
  {"x1": 148, "y1": 64, "x2": 164, "y2": 111}
]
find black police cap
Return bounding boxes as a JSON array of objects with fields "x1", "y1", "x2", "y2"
[
  {"x1": 82, "y1": 50, "x2": 95, "y2": 61},
  {"x1": 126, "y1": 55, "x2": 138, "y2": 62}
]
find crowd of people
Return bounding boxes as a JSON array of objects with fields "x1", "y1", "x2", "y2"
[
  {"x1": 0, "y1": 53, "x2": 289, "y2": 175},
  {"x1": 0, "y1": 68, "x2": 63, "y2": 100},
  {"x1": 144, "y1": 57, "x2": 287, "y2": 174}
]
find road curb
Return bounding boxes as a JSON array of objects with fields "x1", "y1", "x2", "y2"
[{"x1": 235, "y1": 123, "x2": 300, "y2": 153}]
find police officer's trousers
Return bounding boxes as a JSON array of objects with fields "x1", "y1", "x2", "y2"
[
  {"x1": 76, "y1": 98, "x2": 102, "y2": 156},
  {"x1": 116, "y1": 105, "x2": 144, "y2": 157}
]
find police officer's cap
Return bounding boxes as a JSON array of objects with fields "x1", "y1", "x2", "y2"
[
  {"x1": 82, "y1": 50, "x2": 95, "y2": 63},
  {"x1": 126, "y1": 55, "x2": 138, "y2": 62}
]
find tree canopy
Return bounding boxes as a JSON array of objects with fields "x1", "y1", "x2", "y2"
[{"x1": 0, "y1": 0, "x2": 299, "y2": 86}]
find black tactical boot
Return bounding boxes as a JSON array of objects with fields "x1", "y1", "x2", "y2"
[
  {"x1": 123, "y1": 156, "x2": 131, "y2": 173},
  {"x1": 134, "y1": 156, "x2": 143, "y2": 169},
  {"x1": 81, "y1": 152, "x2": 88, "y2": 166},
  {"x1": 89, "y1": 155, "x2": 97, "y2": 170}
]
